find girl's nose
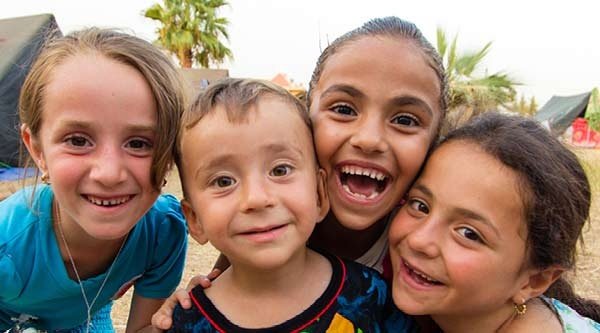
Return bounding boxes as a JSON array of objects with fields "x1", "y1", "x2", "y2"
[
  {"x1": 349, "y1": 114, "x2": 388, "y2": 154},
  {"x1": 405, "y1": 218, "x2": 441, "y2": 259},
  {"x1": 89, "y1": 146, "x2": 127, "y2": 186}
]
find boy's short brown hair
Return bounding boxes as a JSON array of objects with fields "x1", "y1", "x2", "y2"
[{"x1": 176, "y1": 78, "x2": 312, "y2": 196}]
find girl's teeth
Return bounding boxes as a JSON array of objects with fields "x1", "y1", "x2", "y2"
[
  {"x1": 341, "y1": 165, "x2": 387, "y2": 181},
  {"x1": 88, "y1": 196, "x2": 130, "y2": 206}
]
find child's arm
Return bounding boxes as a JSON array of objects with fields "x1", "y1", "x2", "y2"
[
  {"x1": 151, "y1": 270, "x2": 221, "y2": 330},
  {"x1": 126, "y1": 293, "x2": 166, "y2": 333}
]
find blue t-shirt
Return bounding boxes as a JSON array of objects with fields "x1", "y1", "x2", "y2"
[{"x1": 0, "y1": 185, "x2": 187, "y2": 331}]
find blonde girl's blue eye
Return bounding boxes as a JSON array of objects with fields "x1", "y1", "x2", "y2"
[
  {"x1": 65, "y1": 135, "x2": 91, "y2": 147},
  {"x1": 331, "y1": 104, "x2": 356, "y2": 116},
  {"x1": 270, "y1": 164, "x2": 293, "y2": 177},
  {"x1": 392, "y1": 114, "x2": 420, "y2": 126},
  {"x1": 457, "y1": 227, "x2": 483, "y2": 243},
  {"x1": 126, "y1": 138, "x2": 153, "y2": 151}
]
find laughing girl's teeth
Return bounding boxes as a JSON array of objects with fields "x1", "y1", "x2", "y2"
[
  {"x1": 87, "y1": 195, "x2": 131, "y2": 207},
  {"x1": 341, "y1": 165, "x2": 387, "y2": 181}
]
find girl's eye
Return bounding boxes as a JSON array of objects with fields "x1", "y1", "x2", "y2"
[
  {"x1": 330, "y1": 104, "x2": 356, "y2": 116},
  {"x1": 125, "y1": 138, "x2": 153, "y2": 151},
  {"x1": 212, "y1": 176, "x2": 236, "y2": 188},
  {"x1": 65, "y1": 135, "x2": 91, "y2": 147},
  {"x1": 392, "y1": 114, "x2": 420, "y2": 127},
  {"x1": 457, "y1": 227, "x2": 483, "y2": 243},
  {"x1": 270, "y1": 164, "x2": 292, "y2": 177},
  {"x1": 408, "y1": 198, "x2": 429, "y2": 214}
]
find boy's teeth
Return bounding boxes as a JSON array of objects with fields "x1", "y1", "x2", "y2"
[{"x1": 341, "y1": 165, "x2": 387, "y2": 181}]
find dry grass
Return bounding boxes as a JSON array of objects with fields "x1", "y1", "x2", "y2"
[{"x1": 3, "y1": 150, "x2": 597, "y2": 330}]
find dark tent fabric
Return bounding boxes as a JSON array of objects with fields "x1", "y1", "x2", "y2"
[
  {"x1": 0, "y1": 14, "x2": 60, "y2": 166},
  {"x1": 534, "y1": 92, "x2": 591, "y2": 136}
]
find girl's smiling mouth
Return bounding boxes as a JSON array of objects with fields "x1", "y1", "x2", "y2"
[{"x1": 336, "y1": 163, "x2": 391, "y2": 201}]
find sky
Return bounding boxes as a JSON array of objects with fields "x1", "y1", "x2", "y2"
[{"x1": 3, "y1": 0, "x2": 599, "y2": 106}]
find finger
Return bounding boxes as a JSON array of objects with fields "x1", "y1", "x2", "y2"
[
  {"x1": 174, "y1": 289, "x2": 192, "y2": 309},
  {"x1": 186, "y1": 275, "x2": 211, "y2": 290},
  {"x1": 207, "y1": 268, "x2": 222, "y2": 281}
]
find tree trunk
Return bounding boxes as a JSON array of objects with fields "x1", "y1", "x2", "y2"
[{"x1": 178, "y1": 48, "x2": 193, "y2": 68}]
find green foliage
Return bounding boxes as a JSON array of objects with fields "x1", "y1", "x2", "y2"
[
  {"x1": 436, "y1": 27, "x2": 518, "y2": 118},
  {"x1": 585, "y1": 88, "x2": 600, "y2": 132},
  {"x1": 508, "y1": 94, "x2": 538, "y2": 117},
  {"x1": 144, "y1": 0, "x2": 233, "y2": 68}
]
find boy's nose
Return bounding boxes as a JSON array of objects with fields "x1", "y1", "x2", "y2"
[
  {"x1": 240, "y1": 176, "x2": 275, "y2": 212},
  {"x1": 89, "y1": 146, "x2": 128, "y2": 186}
]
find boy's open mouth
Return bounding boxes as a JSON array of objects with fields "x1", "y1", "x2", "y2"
[
  {"x1": 339, "y1": 165, "x2": 390, "y2": 200},
  {"x1": 85, "y1": 195, "x2": 132, "y2": 207}
]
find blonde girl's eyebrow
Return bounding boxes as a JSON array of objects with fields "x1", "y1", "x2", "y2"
[{"x1": 57, "y1": 120, "x2": 156, "y2": 133}]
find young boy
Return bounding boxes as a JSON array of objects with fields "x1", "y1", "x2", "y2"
[{"x1": 170, "y1": 78, "x2": 414, "y2": 332}]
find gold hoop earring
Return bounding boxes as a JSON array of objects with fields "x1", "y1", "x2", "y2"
[
  {"x1": 514, "y1": 302, "x2": 527, "y2": 316},
  {"x1": 41, "y1": 172, "x2": 50, "y2": 184}
]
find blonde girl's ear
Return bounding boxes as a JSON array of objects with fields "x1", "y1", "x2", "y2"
[
  {"x1": 181, "y1": 199, "x2": 209, "y2": 245},
  {"x1": 315, "y1": 168, "x2": 330, "y2": 223},
  {"x1": 21, "y1": 124, "x2": 46, "y2": 172},
  {"x1": 512, "y1": 265, "x2": 565, "y2": 304}
]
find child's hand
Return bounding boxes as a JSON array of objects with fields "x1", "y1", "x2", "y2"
[{"x1": 151, "y1": 269, "x2": 221, "y2": 330}]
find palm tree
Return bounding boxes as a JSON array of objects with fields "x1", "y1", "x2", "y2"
[
  {"x1": 585, "y1": 87, "x2": 600, "y2": 131},
  {"x1": 144, "y1": 0, "x2": 233, "y2": 68},
  {"x1": 436, "y1": 28, "x2": 518, "y2": 122}
]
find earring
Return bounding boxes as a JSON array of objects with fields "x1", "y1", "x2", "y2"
[
  {"x1": 514, "y1": 302, "x2": 527, "y2": 316},
  {"x1": 41, "y1": 172, "x2": 50, "y2": 184}
]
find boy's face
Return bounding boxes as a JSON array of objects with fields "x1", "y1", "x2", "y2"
[{"x1": 180, "y1": 97, "x2": 328, "y2": 269}]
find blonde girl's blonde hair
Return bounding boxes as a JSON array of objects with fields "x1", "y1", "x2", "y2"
[{"x1": 19, "y1": 27, "x2": 186, "y2": 190}]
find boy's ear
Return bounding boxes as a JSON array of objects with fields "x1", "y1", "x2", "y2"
[
  {"x1": 315, "y1": 168, "x2": 330, "y2": 223},
  {"x1": 512, "y1": 265, "x2": 564, "y2": 304},
  {"x1": 21, "y1": 124, "x2": 46, "y2": 172},
  {"x1": 181, "y1": 199, "x2": 209, "y2": 245}
]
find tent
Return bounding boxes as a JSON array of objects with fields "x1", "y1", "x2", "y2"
[
  {"x1": 534, "y1": 92, "x2": 591, "y2": 136},
  {"x1": 0, "y1": 14, "x2": 60, "y2": 166}
]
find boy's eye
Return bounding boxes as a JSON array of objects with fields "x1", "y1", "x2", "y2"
[
  {"x1": 457, "y1": 227, "x2": 483, "y2": 243},
  {"x1": 330, "y1": 104, "x2": 356, "y2": 116},
  {"x1": 392, "y1": 114, "x2": 420, "y2": 126},
  {"x1": 408, "y1": 198, "x2": 429, "y2": 214},
  {"x1": 65, "y1": 135, "x2": 91, "y2": 147},
  {"x1": 212, "y1": 176, "x2": 236, "y2": 188},
  {"x1": 270, "y1": 164, "x2": 292, "y2": 177}
]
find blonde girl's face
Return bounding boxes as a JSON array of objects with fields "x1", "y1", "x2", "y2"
[
  {"x1": 389, "y1": 141, "x2": 532, "y2": 319},
  {"x1": 22, "y1": 53, "x2": 159, "y2": 241},
  {"x1": 309, "y1": 36, "x2": 441, "y2": 231}
]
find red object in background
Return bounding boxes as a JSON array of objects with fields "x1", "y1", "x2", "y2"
[{"x1": 571, "y1": 118, "x2": 599, "y2": 148}]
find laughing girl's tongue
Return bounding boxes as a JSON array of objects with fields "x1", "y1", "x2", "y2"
[{"x1": 341, "y1": 173, "x2": 388, "y2": 198}]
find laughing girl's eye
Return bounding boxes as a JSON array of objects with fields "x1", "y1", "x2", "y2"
[
  {"x1": 270, "y1": 164, "x2": 292, "y2": 177},
  {"x1": 392, "y1": 114, "x2": 420, "y2": 126},
  {"x1": 331, "y1": 104, "x2": 356, "y2": 116},
  {"x1": 212, "y1": 176, "x2": 236, "y2": 188},
  {"x1": 65, "y1": 135, "x2": 91, "y2": 147},
  {"x1": 408, "y1": 198, "x2": 429, "y2": 214},
  {"x1": 457, "y1": 227, "x2": 483, "y2": 243}
]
